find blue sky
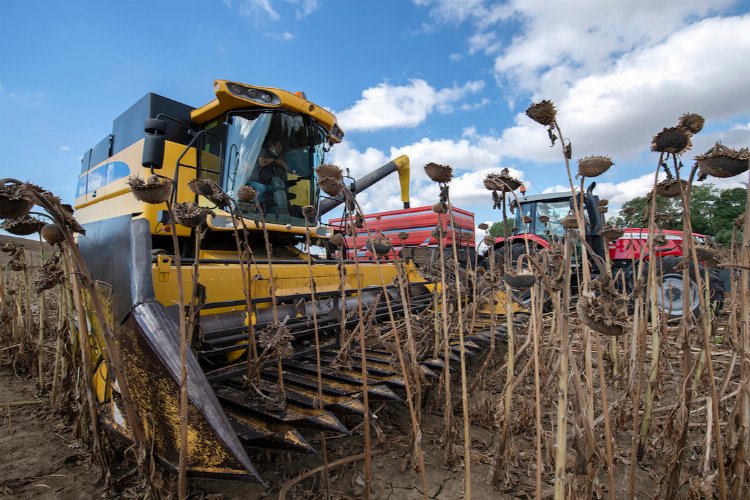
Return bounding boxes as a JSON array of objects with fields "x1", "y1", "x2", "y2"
[{"x1": 2, "y1": 0, "x2": 749, "y2": 229}]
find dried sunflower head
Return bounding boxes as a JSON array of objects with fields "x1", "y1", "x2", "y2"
[
  {"x1": 561, "y1": 215, "x2": 578, "y2": 229},
  {"x1": 678, "y1": 113, "x2": 705, "y2": 134},
  {"x1": 525, "y1": 100, "x2": 557, "y2": 127},
  {"x1": 424, "y1": 162, "x2": 453, "y2": 183},
  {"x1": 695, "y1": 143, "x2": 749, "y2": 178},
  {"x1": 187, "y1": 179, "x2": 231, "y2": 208},
  {"x1": 504, "y1": 273, "x2": 536, "y2": 290},
  {"x1": 41, "y1": 224, "x2": 65, "y2": 245},
  {"x1": 237, "y1": 185, "x2": 257, "y2": 203},
  {"x1": 127, "y1": 175, "x2": 173, "y2": 204},
  {"x1": 301, "y1": 205, "x2": 315, "y2": 222},
  {"x1": 188, "y1": 178, "x2": 215, "y2": 196},
  {"x1": 484, "y1": 172, "x2": 521, "y2": 192},
  {"x1": 318, "y1": 177, "x2": 344, "y2": 197},
  {"x1": 654, "y1": 178, "x2": 687, "y2": 198},
  {"x1": 316, "y1": 164, "x2": 343, "y2": 182},
  {"x1": 432, "y1": 202, "x2": 447, "y2": 214},
  {"x1": 173, "y1": 202, "x2": 213, "y2": 227},
  {"x1": 330, "y1": 233, "x2": 346, "y2": 247},
  {"x1": 477, "y1": 222, "x2": 489, "y2": 231},
  {"x1": 600, "y1": 226, "x2": 625, "y2": 240},
  {"x1": 316, "y1": 164, "x2": 345, "y2": 197},
  {"x1": 1, "y1": 215, "x2": 44, "y2": 236},
  {"x1": 577, "y1": 156, "x2": 613, "y2": 178},
  {"x1": 0, "y1": 181, "x2": 35, "y2": 219},
  {"x1": 651, "y1": 127, "x2": 692, "y2": 155}
]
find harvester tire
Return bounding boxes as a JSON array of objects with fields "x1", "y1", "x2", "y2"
[{"x1": 625, "y1": 255, "x2": 724, "y2": 320}]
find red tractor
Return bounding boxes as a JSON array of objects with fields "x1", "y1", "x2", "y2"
[{"x1": 492, "y1": 183, "x2": 725, "y2": 318}]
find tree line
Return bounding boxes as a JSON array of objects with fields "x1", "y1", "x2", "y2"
[{"x1": 608, "y1": 184, "x2": 746, "y2": 245}]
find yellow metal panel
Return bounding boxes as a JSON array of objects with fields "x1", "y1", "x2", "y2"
[
  {"x1": 190, "y1": 80, "x2": 339, "y2": 136},
  {"x1": 150, "y1": 259, "x2": 422, "y2": 313},
  {"x1": 74, "y1": 139, "x2": 197, "y2": 238}
]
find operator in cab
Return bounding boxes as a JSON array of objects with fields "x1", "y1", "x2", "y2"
[{"x1": 245, "y1": 136, "x2": 290, "y2": 215}]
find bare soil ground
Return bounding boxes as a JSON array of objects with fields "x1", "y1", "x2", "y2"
[
  {"x1": 1, "y1": 336, "x2": 668, "y2": 500},
  {"x1": 0, "y1": 368, "x2": 104, "y2": 499}
]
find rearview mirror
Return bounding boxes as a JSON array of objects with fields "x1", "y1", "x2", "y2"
[{"x1": 142, "y1": 118, "x2": 167, "y2": 169}]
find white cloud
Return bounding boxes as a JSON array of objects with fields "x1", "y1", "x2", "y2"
[
  {"x1": 288, "y1": 0, "x2": 319, "y2": 19},
  {"x1": 336, "y1": 79, "x2": 485, "y2": 131},
  {"x1": 483, "y1": 14, "x2": 750, "y2": 164},
  {"x1": 326, "y1": 133, "x2": 530, "y2": 216},
  {"x1": 468, "y1": 31, "x2": 500, "y2": 55},
  {"x1": 414, "y1": 2, "x2": 750, "y2": 166},
  {"x1": 59, "y1": 146, "x2": 70, "y2": 152},
  {"x1": 8, "y1": 90, "x2": 44, "y2": 106},
  {"x1": 236, "y1": 0, "x2": 320, "y2": 21},
  {"x1": 263, "y1": 30, "x2": 295, "y2": 41},
  {"x1": 239, "y1": 0, "x2": 280, "y2": 21}
]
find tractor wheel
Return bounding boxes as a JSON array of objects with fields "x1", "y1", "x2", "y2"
[{"x1": 625, "y1": 256, "x2": 724, "y2": 321}]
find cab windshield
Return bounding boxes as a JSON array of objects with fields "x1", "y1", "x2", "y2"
[
  {"x1": 223, "y1": 111, "x2": 326, "y2": 226},
  {"x1": 515, "y1": 199, "x2": 573, "y2": 238}
]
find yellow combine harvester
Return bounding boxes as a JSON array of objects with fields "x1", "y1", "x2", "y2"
[{"x1": 74, "y1": 80, "x2": 515, "y2": 482}]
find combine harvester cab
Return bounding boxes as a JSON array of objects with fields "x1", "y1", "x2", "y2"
[{"x1": 73, "y1": 80, "x2": 441, "y2": 482}]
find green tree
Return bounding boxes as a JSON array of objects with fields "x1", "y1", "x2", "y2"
[
  {"x1": 488, "y1": 220, "x2": 513, "y2": 238},
  {"x1": 609, "y1": 194, "x2": 681, "y2": 230}
]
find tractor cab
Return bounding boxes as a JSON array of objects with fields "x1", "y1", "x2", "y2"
[
  {"x1": 512, "y1": 192, "x2": 577, "y2": 240},
  {"x1": 499, "y1": 182, "x2": 606, "y2": 261}
]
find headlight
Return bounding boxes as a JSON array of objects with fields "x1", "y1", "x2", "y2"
[
  {"x1": 329, "y1": 123, "x2": 344, "y2": 143},
  {"x1": 227, "y1": 83, "x2": 280, "y2": 106},
  {"x1": 315, "y1": 226, "x2": 332, "y2": 237}
]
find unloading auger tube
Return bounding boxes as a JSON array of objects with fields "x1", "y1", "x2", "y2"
[
  {"x1": 70, "y1": 79, "x2": 525, "y2": 484},
  {"x1": 318, "y1": 154, "x2": 411, "y2": 216}
]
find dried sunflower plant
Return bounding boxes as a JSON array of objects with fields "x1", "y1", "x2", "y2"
[
  {"x1": 524, "y1": 101, "x2": 619, "y2": 498},
  {"x1": 316, "y1": 163, "x2": 428, "y2": 498},
  {"x1": 1, "y1": 178, "x2": 150, "y2": 491}
]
